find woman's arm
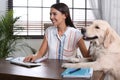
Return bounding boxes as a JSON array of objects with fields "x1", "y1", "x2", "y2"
[
  {"x1": 24, "y1": 36, "x2": 48, "y2": 62},
  {"x1": 77, "y1": 38, "x2": 90, "y2": 58},
  {"x1": 36, "y1": 36, "x2": 48, "y2": 57}
]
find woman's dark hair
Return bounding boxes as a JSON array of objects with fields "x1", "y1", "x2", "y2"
[{"x1": 51, "y1": 3, "x2": 75, "y2": 28}]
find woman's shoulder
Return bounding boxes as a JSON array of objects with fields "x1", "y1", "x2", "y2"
[
  {"x1": 46, "y1": 26, "x2": 56, "y2": 31},
  {"x1": 67, "y1": 26, "x2": 80, "y2": 32},
  {"x1": 45, "y1": 26, "x2": 57, "y2": 34}
]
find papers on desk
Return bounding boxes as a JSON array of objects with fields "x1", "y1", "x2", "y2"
[
  {"x1": 61, "y1": 68, "x2": 93, "y2": 78},
  {"x1": 10, "y1": 56, "x2": 47, "y2": 67}
]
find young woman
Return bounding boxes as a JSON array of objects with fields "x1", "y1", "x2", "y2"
[{"x1": 24, "y1": 3, "x2": 89, "y2": 62}]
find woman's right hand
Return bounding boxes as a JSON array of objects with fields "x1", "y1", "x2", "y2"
[{"x1": 23, "y1": 55, "x2": 38, "y2": 62}]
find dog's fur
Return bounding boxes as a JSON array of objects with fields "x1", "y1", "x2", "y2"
[{"x1": 62, "y1": 20, "x2": 120, "y2": 80}]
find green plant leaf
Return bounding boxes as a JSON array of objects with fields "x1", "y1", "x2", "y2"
[{"x1": 0, "y1": 10, "x2": 22, "y2": 58}]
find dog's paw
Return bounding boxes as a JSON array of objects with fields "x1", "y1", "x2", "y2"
[
  {"x1": 62, "y1": 63, "x2": 72, "y2": 68},
  {"x1": 62, "y1": 63, "x2": 81, "y2": 68},
  {"x1": 68, "y1": 58, "x2": 80, "y2": 63}
]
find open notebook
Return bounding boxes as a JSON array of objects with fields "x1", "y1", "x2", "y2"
[{"x1": 10, "y1": 56, "x2": 47, "y2": 67}]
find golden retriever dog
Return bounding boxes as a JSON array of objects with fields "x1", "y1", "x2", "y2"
[{"x1": 62, "y1": 20, "x2": 120, "y2": 80}]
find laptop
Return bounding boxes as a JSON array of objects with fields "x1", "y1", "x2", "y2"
[{"x1": 10, "y1": 56, "x2": 47, "y2": 67}]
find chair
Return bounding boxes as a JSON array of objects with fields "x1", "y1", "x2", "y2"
[{"x1": 44, "y1": 23, "x2": 53, "y2": 31}]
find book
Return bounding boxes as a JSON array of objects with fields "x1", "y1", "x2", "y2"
[
  {"x1": 10, "y1": 56, "x2": 47, "y2": 67},
  {"x1": 61, "y1": 68, "x2": 93, "y2": 78}
]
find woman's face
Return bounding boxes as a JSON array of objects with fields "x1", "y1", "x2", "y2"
[{"x1": 50, "y1": 8, "x2": 66, "y2": 27}]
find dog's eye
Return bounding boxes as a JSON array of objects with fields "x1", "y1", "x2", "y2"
[{"x1": 95, "y1": 26, "x2": 100, "y2": 29}]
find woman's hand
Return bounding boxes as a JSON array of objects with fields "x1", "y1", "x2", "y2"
[{"x1": 23, "y1": 55, "x2": 38, "y2": 62}]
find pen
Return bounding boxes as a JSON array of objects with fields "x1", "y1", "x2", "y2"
[{"x1": 69, "y1": 68, "x2": 81, "y2": 74}]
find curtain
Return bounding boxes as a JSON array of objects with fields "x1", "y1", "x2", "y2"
[{"x1": 90, "y1": 0, "x2": 120, "y2": 35}]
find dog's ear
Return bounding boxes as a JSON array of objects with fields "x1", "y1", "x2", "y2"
[{"x1": 103, "y1": 28, "x2": 114, "y2": 48}]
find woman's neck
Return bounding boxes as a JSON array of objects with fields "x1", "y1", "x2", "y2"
[{"x1": 57, "y1": 25, "x2": 67, "y2": 36}]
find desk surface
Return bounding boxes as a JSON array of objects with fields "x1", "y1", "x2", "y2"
[{"x1": 0, "y1": 59, "x2": 105, "y2": 80}]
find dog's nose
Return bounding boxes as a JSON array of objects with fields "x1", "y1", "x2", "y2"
[{"x1": 81, "y1": 28, "x2": 86, "y2": 34}]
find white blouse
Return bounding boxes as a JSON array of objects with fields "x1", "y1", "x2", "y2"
[{"x1": 45, "y1": 26, "x2": 82, "y2": 60}]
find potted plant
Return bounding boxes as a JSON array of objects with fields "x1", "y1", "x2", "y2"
[{"x1": 0, "y1": 10, "x2": 36, "y2": 58}]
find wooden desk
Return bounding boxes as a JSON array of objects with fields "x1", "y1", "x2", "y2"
[{"x1": 0, "y1": 59, "x2": 105, "y2": 80}]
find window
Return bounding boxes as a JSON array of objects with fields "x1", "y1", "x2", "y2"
[{"x1": 8, "y1": 0, "x2": 95, "y2": 39}]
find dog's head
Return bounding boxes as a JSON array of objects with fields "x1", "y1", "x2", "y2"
[{"x1": 81, "y1": 20, "x2": 115, "y2": 48}]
